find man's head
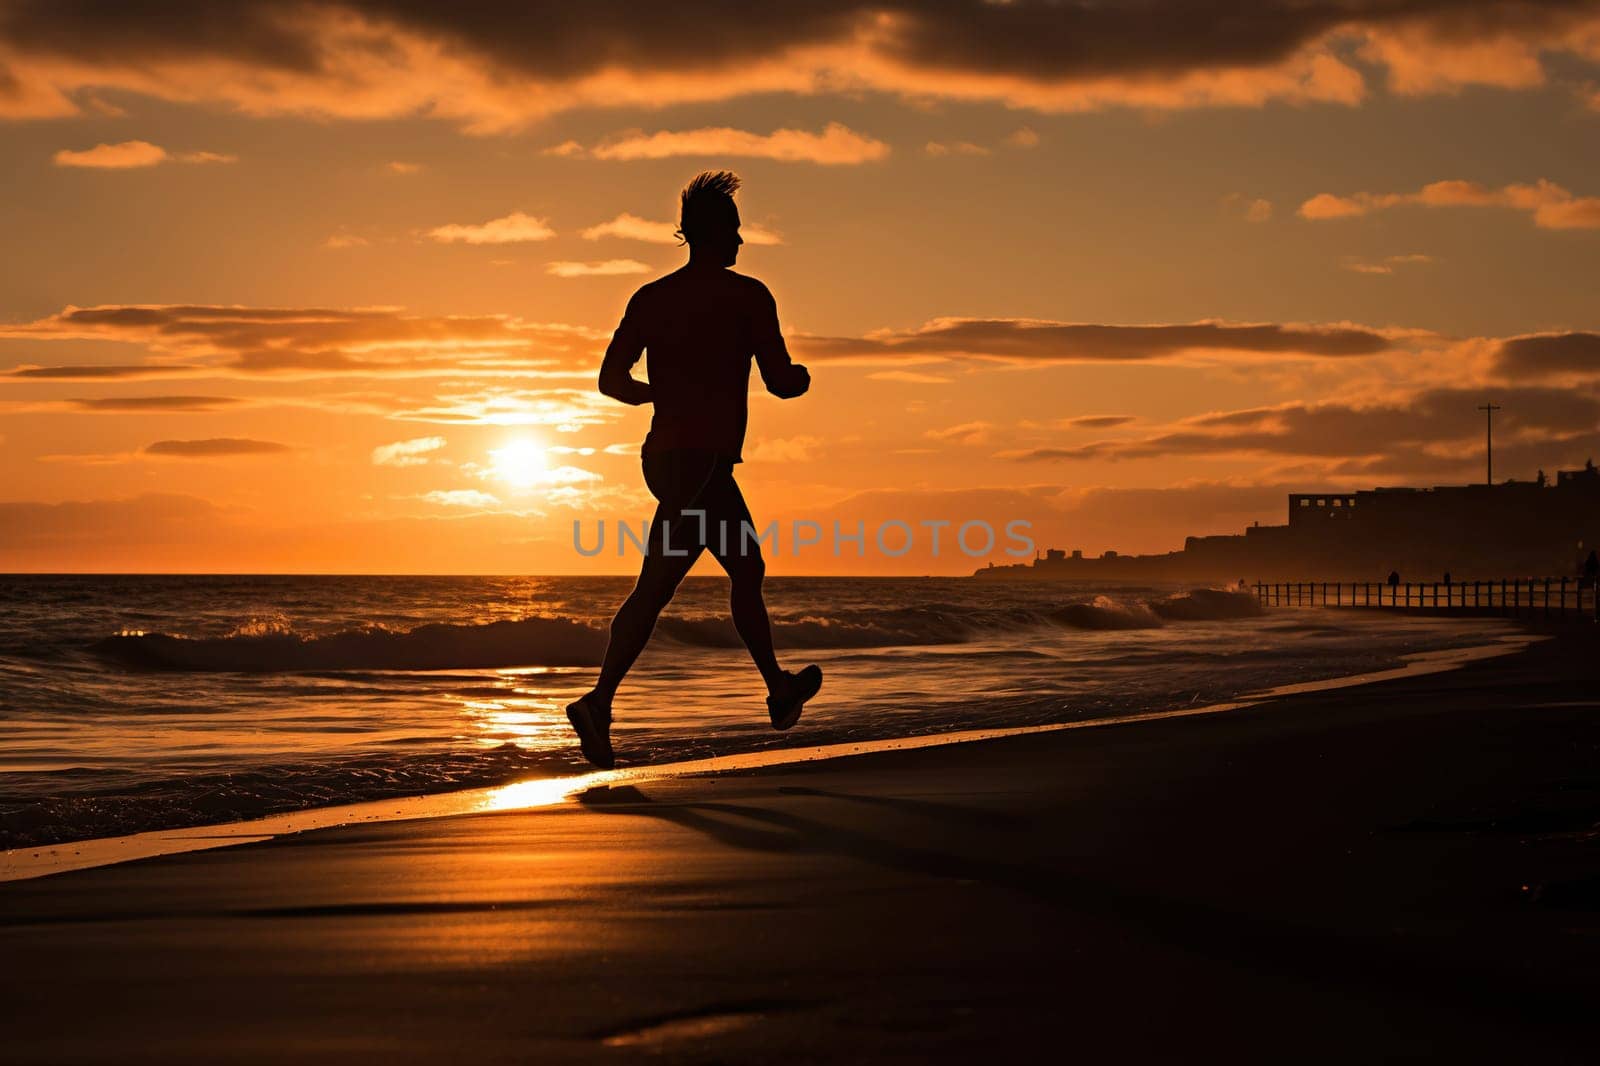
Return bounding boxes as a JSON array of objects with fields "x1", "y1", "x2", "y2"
[{"x1": 678, "y1": 170, "x2": 743, "y2": 267}]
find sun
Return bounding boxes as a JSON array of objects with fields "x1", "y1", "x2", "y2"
[{"x1": 488, "y1": 437, "x2": 548, "y2": 490}]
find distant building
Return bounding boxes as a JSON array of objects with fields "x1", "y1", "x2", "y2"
[{"x1": 975, "y1": 461, "x2": 1600, "y2": 582}]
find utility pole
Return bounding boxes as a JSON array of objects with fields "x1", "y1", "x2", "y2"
[{"x1": 1477, "y1": 401, "x2": 1501, "y2": 485}]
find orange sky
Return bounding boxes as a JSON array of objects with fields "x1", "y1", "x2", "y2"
[{"x1": 3, "y1": 1, "x2": 1600, "y2": 574}]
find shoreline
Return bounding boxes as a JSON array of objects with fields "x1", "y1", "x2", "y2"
[
  {"x1": 2, "y1": 625, "x2": 1594, "y2": 1062},
  {"x1": 1, "y1": 632, "x2": 1534, "y2": 883}
]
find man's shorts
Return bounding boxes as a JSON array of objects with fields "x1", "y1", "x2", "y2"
[{"x1": 642, "y1": 449, "x2": 761, "y2": 562}]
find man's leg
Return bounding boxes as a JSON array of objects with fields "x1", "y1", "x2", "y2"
[
  {"x1": 589, "y1": 521, "x2": 702, "y2": 708},
  {"x1": 704, "y1": 467, "x2": 822, "y2": 728},
  {"x1": 700, "y1": 466, "x2": 784, "y2": 690}
]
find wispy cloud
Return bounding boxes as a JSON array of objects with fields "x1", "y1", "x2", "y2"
[
  {"x1": 5, "y1": 364, "x2": 201, "y2": 380},
  {"x1": 0, "y1": 304, "x2": 606, "y2": 380},
  {"x1": 586, "y1": 123, "x2": 888, "y2": 165},
  {"x1": 1222, "y1": 193, "x2": 1273, "y2": 222},
  {"x1": 1064, "y1": 415, "x2": 1136, "y2": 429},
  {"x1": 925, "y1": 140, "x2": 989, "y2": 157},
  {"x1": 799, "y1": 317, "x2": 1401, "y2": 365},
  {"x1": 71, "y1": 395, "x2": 240, "y2": 412},
  {"x1": 865, "y1": 370, "x2": 953, "y2": 384},
  {"x1": 1341, "y1": 253, "x2": 1435, "y2": 275},
  {"x1": 420, "y1": 489, "x2": 501, "y2": 509},
  {"x1": 1300, "y1": 179, "x2": 1600, "y2": 230},
  {"x1": 926, "y1": 421, "x2": 993, "y2": 445},
  {"x1": 427, "y1": 211, "x2": 555, "y2": 244},
  {"x1": 372, "y1": 436, "x2": 446, "y2": 466},
  {"x1": 323, "y1": 232, "x2": 369, "y2": 249},
  {"x1": 52, "y1": 140, "x2": 235, "y2": 168},
  {"x1": 1002, "y1": 387, "x2": 1600, "y2": 479},
  {"x1": 144, "y1": 438, "x2": 289, "y2": 458},
  {"x1": 580, "y1": 212, "x2": 782, "y2": 246},
  {"x1": 545, "y1": 259, "x2": 652, "y2": 278},
  {"x1": 745, "y1": 436, "x2": 822, "y2": 463}
]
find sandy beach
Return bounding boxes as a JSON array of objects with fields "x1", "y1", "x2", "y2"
[{"x1": 3, "y1": 627, "x2": 1596, "y2": 1063}]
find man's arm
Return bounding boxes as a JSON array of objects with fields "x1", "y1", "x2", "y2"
[
  {"x1": 598, "y1": 293, "x2": 653, "y2": 406},
  {"x1": 750, "y1": 281, "x2": 809, "y2": 399}
]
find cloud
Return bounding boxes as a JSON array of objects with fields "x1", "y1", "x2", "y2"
[
  {"x1": 865, "y1": 370, "x2": 952, "y2": 384},
  {"x1": 5, "y1": 364, "x2": 201, "y2": 379},
  {"x1": 580, "y1": 213, "x2": 677, "y2": 243},
  {"x1": 545, "y1": 259, "x2": 652, "y2": 278},
  {"x1": 144, "y1": 438, "x2": 290, "y2": 457},
  {"x1": 5, "y1": 2, "x2": 1599, "y2": 130},
  {"x1": 542, "y1": 464, "x2": 603, "y2": 485},
  {"x1": 926, "y1": 421, "x2": 993, "y2": 445},
  {"x1": 386, "y1": 160, "x2": 421, "y2": 174},
  {"x1": 1299, "y1": 179, "x2": 1600, "y2": 230},
  {"x1": 51, "y1": 140, "x2": 233, "y2": 167},
  {"x1": 925, "y1": 140, "x2": 989, "y2": 157},
  {"x1": 324, "y1": 232, "x2": 369, "y2": 249},
  {"x1": 71, "y1": 395, "x2": 240, "y2": 411},
  {"x1": 0, "y1": 303, "x2": 606, "y2": 380},
  {"x1": 1005, "y1": 126, "x2": 1040, "y2": 149},
  {"x1": 580, "y1": 211, "x2": 782, "y2": 246},
  {"x1": 1222, "y1": 193, "x2": 1273, "y2": 222},
  {"x1": 420, "y1": 489, "x2": 501, "y2": 509},
  {"x1": 1064, "y1": 415, "x2": 1136, "y2": 429},
  {"x1": 584, "y1": 123, "x2": 888, "y2": 165},
  {"x1": 427, "y1": 211, "x2": 555, "y2": 244},
  {"x1": 798, "y1": 317, "x2": 1397, "y2": 365},
  {"x1": 1494, "y1": 332, "x2": 1600, "y2": 379},
  {"x1": 745, "y1": 435, "x2": 822, "y2": 463},
  {"x1": 52, "y1": 140, "x2": 168, "y2": 168},
  {"x1": 389, "y1": 386, "x2": 614, "y2": 428},
  {"x1": 1342, "y1": 253, "x2": 1435, "y2": 275},
  {"x1": 1004, "y1": 387, "x2": 1600, "y2": 478},
  {"x1": 372, "y1": 435, "x2": 446, "y2": 466}
]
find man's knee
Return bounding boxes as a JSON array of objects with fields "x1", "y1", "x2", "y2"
[
  {"x1": 727, "y1": 550, "x2": 766, "y2": 588},
  {"x1": 630, "y1": 560, "x2": 689, "y2": 611}
]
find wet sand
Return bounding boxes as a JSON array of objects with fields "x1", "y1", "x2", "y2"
[{"x1": 2, "y1": 629, "x2": 1596, "y2": 1063}]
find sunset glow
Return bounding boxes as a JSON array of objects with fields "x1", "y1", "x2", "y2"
[
  {"x1": 488, "y1": 438, "x2": 550, "y2": 492},
  {"x1": 1, "y1": 3, "x2": 1597, "y2": 574}
]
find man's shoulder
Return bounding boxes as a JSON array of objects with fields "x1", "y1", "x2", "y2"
[
  {"x1": 724, "y1": 270, "x2": 775, "y2": 305},
  {"x1": 629, "y1": 270, "x2": 681, "y2": 298}
]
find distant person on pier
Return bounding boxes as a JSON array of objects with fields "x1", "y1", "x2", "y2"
[
  {"x1": 1585, "y1": 550, "x2": 1599, "y2": 588},
  {"x1": 1387, "y1": 570, "x2": 1400, "y2": 606}
]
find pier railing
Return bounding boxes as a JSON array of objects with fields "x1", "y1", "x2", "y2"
[{"x1": 1253, "y1": 578, "x2": 1600, "y2": 620}]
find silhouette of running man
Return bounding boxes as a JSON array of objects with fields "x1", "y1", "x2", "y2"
[{"x1": 566, "y1": 172, "x2": 823, "y2": 768}]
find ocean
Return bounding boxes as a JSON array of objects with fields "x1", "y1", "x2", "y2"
[{"x1": 0, "y1": 574, "x2": 1516, "y2": 849}]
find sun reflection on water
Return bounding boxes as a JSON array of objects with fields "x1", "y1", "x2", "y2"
[{"x1": 480, "y1": 774, "x2": 604, "y2": 811}]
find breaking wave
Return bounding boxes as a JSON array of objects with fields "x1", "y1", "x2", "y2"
[{"x1": 88, "y1": 589, "x2": 1263, "y2": 673}]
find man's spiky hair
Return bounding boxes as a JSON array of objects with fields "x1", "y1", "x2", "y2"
[{"x1": 677, "y1": 170, "x2": 741, "y2": 243}]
